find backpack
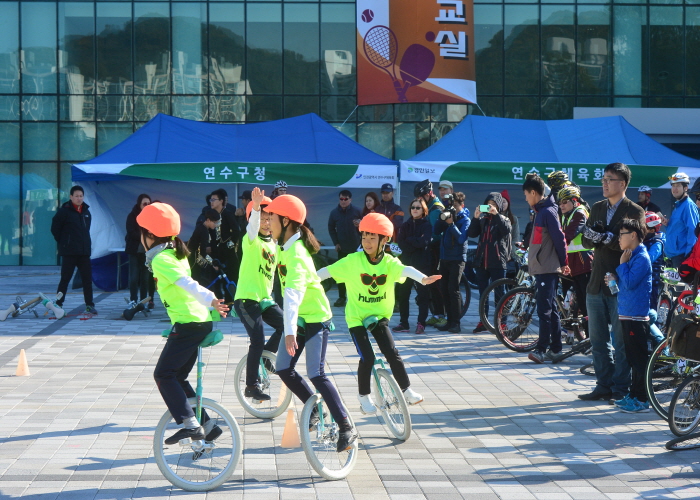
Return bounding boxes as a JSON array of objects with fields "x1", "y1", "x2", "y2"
[{"x1": 669, "y1": 313, "x2": 700, "y2": 362}]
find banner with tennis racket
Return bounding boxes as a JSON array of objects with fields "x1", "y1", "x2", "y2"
[{"x1": 357, "y1": 0, "x2": 476, "y2": 106}]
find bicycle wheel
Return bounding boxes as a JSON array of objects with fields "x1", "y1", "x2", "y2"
[
  {"x1": 657, "y1": 292, "x2": 672, "y2": 332},
  {"x1": 458, "y1": 272, "x2": 472, "y2": 318},
  {"x1": 580, "y1": 363, "x2": 595, "y2": 376},
  {"x1": 153, "y1": 397, "x2": 242, "y2": 491},
  {"x1": 478, "y1": 278, "x2": 518, "y2": 334},
  {"x1": 494, "y1": 286, "x2": 539, "y2": 352},
  {"x1": 645, "y1": 339, "x2": 698, "y2": 421},
  {"x1": 372, "y1": 368, "x2": 412, "y2": 441},
  {"x1": 666, "y1": 432, "x2": 700, "y2": 451},
  {"x1": 669, "y1": 376, "x2": 700, "y2": 436},
  {"x1": 299, "y1": 394, "x2": 358, "y2": 480},
  {"x1": 234, "y1": 351, "x2": 291, "y2": 419}
]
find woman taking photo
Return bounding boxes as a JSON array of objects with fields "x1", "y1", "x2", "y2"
[
  {"x1": 393, "y1": 198, "x2": 432, "y2": 335},
  {"x1": 125, "y1": 194, "x2": 155, "y2": 309},
  {"x1": 362, "y1": 192, "x2": 381, "y2": 217}
]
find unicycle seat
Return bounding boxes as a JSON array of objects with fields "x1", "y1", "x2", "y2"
[{"x1": 200, "y1": 329, "x2": 223, "y2": 348}]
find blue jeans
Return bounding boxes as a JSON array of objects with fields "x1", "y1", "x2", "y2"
[
  {"x1": 586, "y1": 292, "x2": 630, "y2": 395},
  {"x1": 648, "y1": 310, "x2": 664, "y2": 346}
]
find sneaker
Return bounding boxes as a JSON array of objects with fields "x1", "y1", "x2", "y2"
[
  {"x1": 447, "y1": 324, "x2": 461, "y2": 334},
  {"x1": 436, "y1": 322, "x2": 450, "y2": 331},
  {"x1": 202, "y1": 420, "x2": 223, "y2": 442},
  {"x1": 415, "y1": 324, "x2": 425, "y2": 335},
  {"x1": 127, "y1": 300, "x2": 137, "y2": 309},
  {"x1": 472, "y1": 322, "x2": 487, "y2": 333},
  {"x1": 435, "y1": 317, "x2": 448, "y2": 328},
  {"x1": 244, "y1": 385, "x2": 271, "y2": 402},
  {"x1": 614, "y1": 394, "x2": 632, "y2": 408},
  {"x1": 84, "y1": 306, "x2": 98, "y2": 315},
  {"x1": 403, "y1": 387, "x2": 424, "y2": 405},
  {"x1": 619, "y1": 397, "x2": 650, "y2": 413},
  {"x1": 544, "y1": 350, "x2": 560, "y2": 362},
  {"x1": 358, "y1": 393, "x2": 377, "y2": 414},
  {"x1": 308, "y1": 405, "x2": 329, "y2": 431},
  {"x1": 333, "y1": 297, "x2": 347, "y2": 307},
  {"x1": 336, "y1": 428, "x2": 358, "y2": 452},
  {"x1": 610, "y1": 392, "x2": 626, "y2": 405},
  {"x1": 425, "y1": 316, "x2": 439, "y2": 326},
  {"x1": 165, "y1": 426, "x2": 205, "y2": 445},
  {"x1": 147, "y1": 300, "x2": 155, "y2": 310},
  {"x1": 528, "y1": 350, "x2": 545, "y2": 364},
  {"x1": 392, "y1": 323, "x2": 410, "y2": 333}
]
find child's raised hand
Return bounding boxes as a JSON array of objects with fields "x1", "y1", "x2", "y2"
[
  {"x1": 211, "y1": 298, "x2": 230, "y2": 318},
  {"x1": 422, "y1": 275, "x2": 441, "y2": 285},
  {"x1": 251, "y1": 187, "x2": 265, "y2": 209}
]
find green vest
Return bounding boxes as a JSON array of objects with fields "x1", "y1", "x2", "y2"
[{"x1": 563, "y1": 206, "x2": 588, "y2": 253}]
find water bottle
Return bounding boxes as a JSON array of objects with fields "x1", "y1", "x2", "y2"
[{"x1": 606, "y1": 272, "x2": 619, "y2": 295}]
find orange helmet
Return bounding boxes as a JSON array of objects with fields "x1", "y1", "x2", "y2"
[
  {"x1": 246, "y1": 197, "x2": 272, "y2": 220},
  {"x1": 136, "y1": 202, "x2": 181, "y2": 237},
  {"x1": 359, "y1": 213, "x2": 394, "y2": 238},
  {"x1": 263, "y1": 194, "x2": 306, "y2": 224}
]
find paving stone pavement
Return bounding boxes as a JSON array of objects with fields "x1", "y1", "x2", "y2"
[{"x1": 0, "y1": 266, "x2": 699, "y2": 499}]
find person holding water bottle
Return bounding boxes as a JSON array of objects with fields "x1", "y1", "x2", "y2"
[
  {"x1": 316, "y1": 213, "x2": 441, "y2": 414},
  {"x1": 264, "y1": 194, "x2": 357, "y2": 452},
  {"x1": 136, "y1": 202, "x2": 229, "y2": 445}
]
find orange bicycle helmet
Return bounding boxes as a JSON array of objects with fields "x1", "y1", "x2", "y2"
[
  {"x1": 246, "y1": 196, "x2": 272, "y2": 220},
  {"x1": 263, "y1": 194, "x2": 306, "y2": 224},
  {"x1": 136, "y1": 202, "x2": 181, "y2": 237},
  {"x1": 359, "y1": 213, "x2": 394, "y2": 238}
]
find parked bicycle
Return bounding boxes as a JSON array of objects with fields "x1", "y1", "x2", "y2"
[{"x1": 656, "y1": 267, "x2": 689, "y2": 333}]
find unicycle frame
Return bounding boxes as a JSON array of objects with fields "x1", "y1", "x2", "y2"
[
  {"x1": 371, "y1": 357, "x2": 389, "y2": 402},
  {"x1": 196, "y1": 346, "x2": 204, "y2": 424}
]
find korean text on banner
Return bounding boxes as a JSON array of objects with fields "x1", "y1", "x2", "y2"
[{"x1": 357, "y1": 0, "x2": 476, "y2": 106}]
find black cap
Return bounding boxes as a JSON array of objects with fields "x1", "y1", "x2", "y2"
[
  {"x1": 381, "y1": 183, "x2": 393, "y2": 192},
  {"x1": 238, "y1": 190, "x2": 252, "y2": 200}
]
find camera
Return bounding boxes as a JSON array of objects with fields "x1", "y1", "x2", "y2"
[
  {"x1": 440, "y1": 194, "x2": 456, "y2": 221},
  {"x1": 226, "y1": 240, "x2": 235, "y2": 249}
]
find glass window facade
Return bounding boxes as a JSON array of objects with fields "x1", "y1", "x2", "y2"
[{"x1": 2, "y1": 0, "x2": 700, "y2": 264}]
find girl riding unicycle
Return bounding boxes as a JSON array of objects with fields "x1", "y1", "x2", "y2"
[{"x1": 317, "y1": 213, "x2": 440, "y2": 416}]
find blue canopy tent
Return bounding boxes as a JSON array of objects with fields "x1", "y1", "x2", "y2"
[{"x1": 72, "y1": 113, "x2": 397, "y2": 290}]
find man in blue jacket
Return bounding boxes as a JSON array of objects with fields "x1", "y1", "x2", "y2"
[
  {"x1": 436, "y1": 192, "x2": 470, "y2": 333},
  {"x1": 663, "y1": 172, "x2": 700, "y2": 268}
]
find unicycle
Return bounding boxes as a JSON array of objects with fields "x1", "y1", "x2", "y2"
[
  {"x1": 234, "y1": 350, "x2": 292, "y2": 418},
  {"x1": 153, "y1": 330, "x2": 242, "y2": 491},
  {"x1": 371, "y1": 355, "x2": 412, "y2": 441},
  {"x1": 299, "y1": 393, "x2": 358, "y2": 480}
]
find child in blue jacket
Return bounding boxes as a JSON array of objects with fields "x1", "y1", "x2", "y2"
[{"x1": 606, "y1": 218, "x2": 652, "y2": 413}]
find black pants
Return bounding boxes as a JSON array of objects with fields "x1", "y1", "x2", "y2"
[
  {"x1": 621, "y1": 319, "x2": 650, "y2": 402},
  {"x1": 440, "y1": 259, "x2": 466, "y2": 326},
  {"x1": 128, "y1": 253, "x2": 154, "y2": 302},
  {"x1": 56, "y1": 254, "x2": 93, "y2": 307},
  {"x1": 154, "y1": 321, "x2": 213, "y2": 424},
  {"x1": 336, "y1": 250, "x2": 349, "y2": 299},
  {"x1": 233, "y1": 299, "x2": 283, "y2": 386},
  {"x1": 349, "y1": 319, "x2": 410, "y2": 395},
  {"x1": 535, "y1": 273, "x2": 562, "y2": 353},
  {"x1": 571, "y1": 272, "x2": 590, "y2": 317},
  {"x1": 396, "y1": 278, "x2": 430, "y2": 326},
  {"x1": 429, "y1": 244, "x2": 445, "y2": 316},
  {"x1": 475, "y1": 267, "x2": 507, "y2": 319}
]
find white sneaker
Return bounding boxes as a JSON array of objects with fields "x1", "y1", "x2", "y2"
[
  {"x1": 358, "y1": 393, "x2": 377, "y2": 414},
  {"x1": 403, "y1": 387, "x2": 424, "y2": 405}
]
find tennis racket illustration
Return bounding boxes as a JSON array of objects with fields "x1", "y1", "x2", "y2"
[
  {"x1": 398, "y1": 44, "x2": 436, "y2": 101},
  {"x1": 363, "y1": 25, "x2": 406, "y2": 102}
]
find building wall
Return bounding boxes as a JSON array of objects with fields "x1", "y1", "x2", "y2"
[{"x1": 1, "y1": 0, "x2": 699, "y2": 265}]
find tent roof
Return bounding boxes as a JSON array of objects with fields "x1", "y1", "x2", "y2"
[
  {"x1": 409, "y1": 115, "x2": 700, "y2": 168},
  {"x1": 80, "y1": 113, "x2": 395, "y2": 166}
]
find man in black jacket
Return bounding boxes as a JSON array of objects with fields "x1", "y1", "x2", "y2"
[
  {"x1": 51, "y1": 186, "x2": 96, "y2": 314},
  {"x1": 327, "y1": 189, "x2": 361, "y2": 307}
]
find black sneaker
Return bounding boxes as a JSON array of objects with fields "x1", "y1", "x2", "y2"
[
  {"x1": 447, "y1": 324, "x2": 461, "y2": 334},
  {"x1": 333, "y1": 297, "x2": 347, "y2": 307},
  {"x1": 165, "y1": 426, "x2": 205, "y2": 445},
  {"x1": 308, "y1": 405, "x2": 329, "y2": 431},
  {"x1": 244, "y1": 385, "x2": 271, "y2": 402},
  {"x1": 205, "y1": 425, "x2": 223, "y2": 442},
  {"x1": 147, "y1": 300, "x2": 155, "y2": 310},
  {"x1": 436, "y1": 323, "x2": 451, "y2": 331},
  {"x1": 84, "y1": 306, "x2": 98, "y2": 315},
  {"x1": 336, "y1": 428, "x2": 358, "y2": 452}
]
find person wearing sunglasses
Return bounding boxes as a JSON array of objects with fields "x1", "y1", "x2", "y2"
[
  {"x1": 604, "y1": 218, "x2": 652, "y2": 413},
  {"x1": 317, "y1": 213, "x2": 440, "y2": 415},
  {"x1": 327, "y1": 190, "x2": 362, "y2": 307},
  {"x1": 393, "y1": 198, "x2": 432, "y2": 334}
]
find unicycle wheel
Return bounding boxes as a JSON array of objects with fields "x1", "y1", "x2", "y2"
[
  {"x1": 372, "y1": 368, "x2": 412, "y2": 441},
  {"x1": 234, "y1": 351, "x2": 291, "y2": 419}
]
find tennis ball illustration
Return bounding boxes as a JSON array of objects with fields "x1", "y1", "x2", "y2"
[{"x1": 361, "y1": 9, "x2": 375, "y2": 23}]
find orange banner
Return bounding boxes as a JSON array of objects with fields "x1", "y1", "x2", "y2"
[{"x1": 357, "y1": 0, "x2": 476, "y2": 106}]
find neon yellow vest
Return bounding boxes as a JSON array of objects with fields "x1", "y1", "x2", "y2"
[{"x1": 563, "y1": 206, "x2": 588, "y2": 253}]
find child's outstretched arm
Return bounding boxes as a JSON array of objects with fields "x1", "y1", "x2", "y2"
[
  {"x1": 174, "y1": 276, "x2": 229, "y2": 317},
  {"x1": 401, "y1": 266, "x2": 441, "y2": 286},
  {"x1": 316, "y1": 267, "x2": 331, "y2": 281}
]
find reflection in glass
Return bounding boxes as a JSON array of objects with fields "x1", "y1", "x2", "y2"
[
  {"x1": 577, "y1": 6, "x2": 611, "y2": 95},
  {"x1": 650, "y1": 7, "x2": 683, "y2": 96},
  {"x1": 321, "y1": 4, "x2": 355, "y2": 96},
  {"x1": 0, "y1": 3, "x2": 19, "y2": 94},
  {"x1": 395, "y1": 122, "x2": 430, "y2": 160},
  {"x1": 173, "y1": 96, "x2": 208, "y2": 121},
  {"x1": 395, "y1": 104, "x2": 429, "y2": 122},
  {"x1": 247, "y1": 96, "x2": 281, "y2": 121},
  {"x1": 541, "y1": 96, "x2": 574, "y2": 119},
  {"x1": 430, "y1": 104, "x2": 468, "y2": 122},
  {"x1": 430, "y1": 122, "x2": 460, "y2": 145},
  {"x1": 173, "y1": 3, "x2": 207, "y2": 98},
  {"x1": 0, "y1": 163, "x2": 19, "y2": 265},
  {"x1": 614, "y1": 6, "x2": 646, "y2": 96},
  {"x1": 476, "y1": 97, "x2": 504, "y2": 118},
  {"x1": 321, "y1": 96, "x2": 355, "y2": 121},
  {"x1": 60, "y1": 123, "x2": 96, "y2": 161},
  {"x1": 285, "y1": 4, "x2": 319, "y2": 95},
  {"x1": 505, "y1": 96, "x2": 540, "y2": 119},
  {"x1": 97, "y1": 123, "x2": 133, "y2": 155},
  {"x1": 209, "y1": 3, "x2": 247, "y2": 97},
  {"x1": 358, "y1": 123, "x2": 393, "y2": 158},
  {"x1": 134, "y1": 95, "x2": 170, "y2": 121},
  {"x1": 22, "y1": 163, "x2": 58, "y2": 265},
  {"x1": 97, "y1": 3, "x2": 133, "y2": 94},
  {"x1": 59, "y1": 2, "x2": 95, "y2": 95},
  {"x1": 688, "y1": 9, "x2": 700, "y2": 96},
  {"x1": 0, "y1": 123, "x2": 20, "y2": 161},
  {"x1": 542, "y1": 6, "x2": 575, "y2": 96},
  {"x1": 358, "y1": 105, "x2": 393, "y2": 122},
  {"x1": 210, "y1": 95, "x2": 248, "y2": 122},
  {"x1": 60, "y1": 96, "x2": 96, "y2": 121},
  {"x1": 0, "y1": 97, "x2": 20, "y2": 121},
  {"x1": 135, "y1": 3, "x2": 171, "y2": 95},
  {"x1": 247, "y1": 5, "x2": 282, "y2": 94},
  {"x1": 21, "y1": 96, "x2": 58, "y2": 121},
  {"x1": 474, "y1": 5, "x2": 503, "y2": 95},
  {"x1": 504, "y1": 6, "x2": 539, "y2": 95},
  {"x1": 23, "y1": 123, "x2": 58, "y2": 161},
  {"x1": 329, "y1": 122, "x2": 356, "y2": 140},
  {"x1": 284, "y1": 96, "x2": 318, "y2": 118},
  {"x1": 22, "y1": 2, "x2": 57, "y2": 94},
  {"x1": 96, "y1": 95, "x2": 133, "y2": 121}
]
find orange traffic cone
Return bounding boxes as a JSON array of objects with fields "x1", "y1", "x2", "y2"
[
  {"x1": 280, "y1": 408, "x2": 300, "y2": 448},
  {"x1": 16, "y1": 349, "x2": 30, "y2": 376}
]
